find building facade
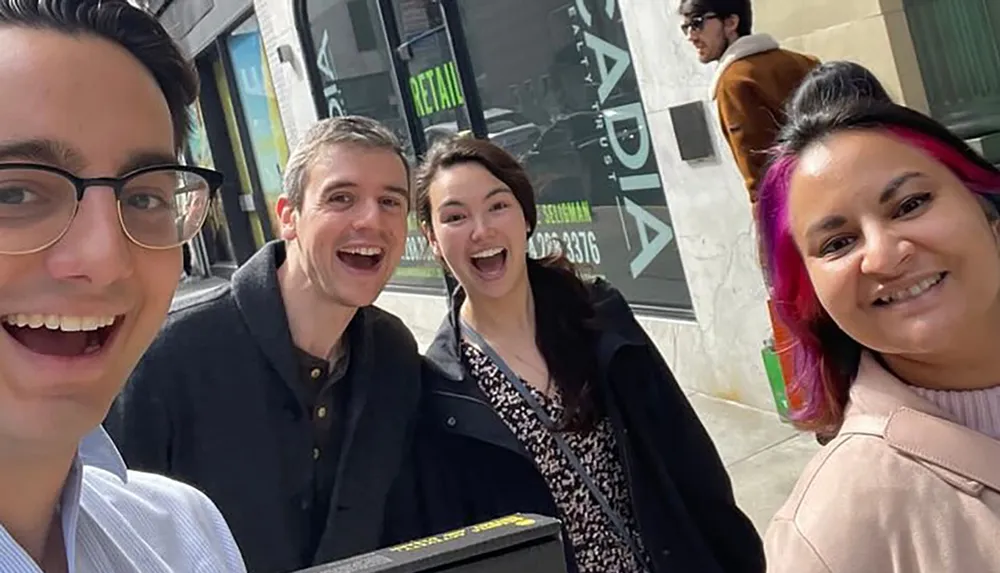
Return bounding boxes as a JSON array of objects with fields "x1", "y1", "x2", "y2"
[{"x1": 163, "y1": 0, "x2": 1000, "y2": 412}]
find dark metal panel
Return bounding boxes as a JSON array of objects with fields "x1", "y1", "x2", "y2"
[
  {"x1": 376, "y1": 0, "x2": 427, "y2": 156},
  {"x1": 438, "y1": 0, "x2": 487, "y2": 139}
]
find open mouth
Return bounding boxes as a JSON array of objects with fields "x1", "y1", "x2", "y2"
[
  {"x1": 337, "y1": 245, "x2": 385, "y2": 272},
  {"x1": 470, "y1": 246, "x2": 508, "y2": 278},
  {"x1": 1, "y1": 314, "x2": 121, "y2": 357},
  {"x1": 874, "y1": 272, "x2": 947, "y2": 306}
]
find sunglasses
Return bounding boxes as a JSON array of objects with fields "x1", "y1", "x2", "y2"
[{"x1": 680, "y1": 13, "x2": 720, "y2": 35}]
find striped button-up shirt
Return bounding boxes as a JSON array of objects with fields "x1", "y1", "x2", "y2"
[{"x1": 0, "y1": 427, "x2": 247, "y2": 572}]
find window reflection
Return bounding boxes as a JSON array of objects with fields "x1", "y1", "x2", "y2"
[
  {"x1": 304, "y1": 0, "x2": 413, "y2": 151},
  {"x1": 454, "y1": 0, "x2": 692, "y2": 310}
]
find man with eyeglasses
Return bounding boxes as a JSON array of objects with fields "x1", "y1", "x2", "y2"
[
  {"x1": 0, "y1": 0, "x2": 246, "y2": 571},
  {"x1": 679, "y1": 0, "x2": 818, "y2": 206}
]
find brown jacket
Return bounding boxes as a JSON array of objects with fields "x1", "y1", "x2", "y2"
[
  {"x1": 764, "y1": 353, "x2": 1000, "y2": 572},
  {"x1": 711, "y1": 34, "x2": 819, "y2": 202}
]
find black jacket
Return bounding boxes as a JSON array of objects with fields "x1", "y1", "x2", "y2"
[
  {"x1": 103, "y1": 241, "x2": 423, "y2": 573},
  {"x1": 412, "y1": 278, "x2": 765, "y2": 573}
]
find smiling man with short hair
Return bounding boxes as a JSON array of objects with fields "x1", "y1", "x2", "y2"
[
  {"x1": 105, "y1": 116, "x2": 428, "y2": 573},
  {"x1": 0, "y1": 0, "x2": 246, "y2": 571}
]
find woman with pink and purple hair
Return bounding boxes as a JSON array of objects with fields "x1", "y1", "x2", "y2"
[{"x1": 758, "y1": 95, "x2": 1000, "y2": 572}]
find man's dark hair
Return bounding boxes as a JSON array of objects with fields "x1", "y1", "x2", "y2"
[
  {"x1": 0, "y1": 0, "x2": 198, "y2": 152},
  {"x1": 786, "y1": 61, "x2": 893, "y2": 118},
  {"x1": 678, "y1": 0, "x2": 752, "y2": 36}
]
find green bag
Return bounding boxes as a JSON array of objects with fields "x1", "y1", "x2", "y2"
[{"x1": 761, "y1": 338, "x2": 790, "y2": 422}]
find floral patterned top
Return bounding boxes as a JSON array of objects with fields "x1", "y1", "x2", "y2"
[{"x1": 462, "y1": 341, "x2": 649, "y2": 573}]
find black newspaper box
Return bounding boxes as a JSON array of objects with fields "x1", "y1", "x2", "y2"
[{"x1": 294, "y1": 514, "x2": 566, "y2": 573}]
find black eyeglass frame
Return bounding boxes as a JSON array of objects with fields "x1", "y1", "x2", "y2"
[
  {"x1": 680, "y1": 12, "x2": 720, "y2": 35},
  {"x1": 0, "y1": 162, "x2": 225, "y2": 255}
]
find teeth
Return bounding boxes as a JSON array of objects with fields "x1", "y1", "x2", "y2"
[
  {"x1": 878, "y1": 274, "x2": 944, "y2": 304},
  {"x1": 340, "y1": 246, "x2": 383, "y2": 256},
  {"x1": 471, "y1": 247, "x2": 504, "y2": 259},
  {"x1": 2, "y1": 314, "x2": 117, "y2": 332}
]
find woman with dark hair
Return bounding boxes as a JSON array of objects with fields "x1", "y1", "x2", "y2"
[
  {"x1": 785, "y1": 60, "x2": 892, "y2": 117},
  {"x1": 758, "y1": 97, "x2": 1000, "y2": 571},
  {"x1": 412, "y1": 137, "x2": 764, "y2": 573}
]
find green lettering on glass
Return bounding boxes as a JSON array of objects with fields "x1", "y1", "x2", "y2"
[
  {"x1": 434, "y1": 66, "x2": 453, "y2": 110},
  {"x1": 422, "y1": 70, "x2": 440, "y2": 114},
  {"x1": 409, "y1": 77, "x2": 426, "y2": 117},
  {"x1": 447, "y1": 62, "x2": 465, "y2": 105},
  {"x1": 409, "y1": 61, "x2": 467, "y2": 118},
  {"x1": 448, "y1": 61, "x2": 465, "y2": 105},
  {"x1": 419, "y1": 72, "x2": 433, "y2": 116}
]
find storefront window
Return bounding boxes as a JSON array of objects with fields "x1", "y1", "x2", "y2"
[
  {"x1": 453, "y1": 0, "x2": 691, "y2": 310},
  {"x1": 393, "y1": 1, "x2": 467, "y2": 146},
  {"x1": 300, "y1": 0, "x2": 691, "y2": 308},
  {"x1": 226, "y1": 14, "x2": 291, "y2": 238},
  {"x1": 301, "y1": 0, "x2": 412, "y2": 147}
]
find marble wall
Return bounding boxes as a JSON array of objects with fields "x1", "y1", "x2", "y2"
[
  {"x1": 613, "y1": 0, "x2": 775, "y2": 410},
  {"x1": 755, "y1": 0, "x2": 929, "y2": 112},
  {"x1": 254, "y1": 0, "x2": 779, "y2": 412}
]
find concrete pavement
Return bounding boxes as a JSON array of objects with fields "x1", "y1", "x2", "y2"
[{"x1": 684, "y1": 391, "x2": 818, "y2": 533}]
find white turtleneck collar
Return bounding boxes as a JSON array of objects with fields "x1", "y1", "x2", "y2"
[{"x1": 709, "y1": 33, "x2": 780, "y2": 99}]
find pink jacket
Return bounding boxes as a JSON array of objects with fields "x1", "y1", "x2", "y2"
[{"x1": 764, "y1": 353, "x2": 1000, "y2": 572}]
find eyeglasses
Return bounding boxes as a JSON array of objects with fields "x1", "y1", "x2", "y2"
[
  {"x1": 680, "y1": 13, "x2": 719, "y2": 35},
  {"x1": 0, "y1": 163, "x2": 223, "y2": 255}
]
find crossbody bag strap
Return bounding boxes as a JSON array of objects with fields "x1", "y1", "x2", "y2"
[{"x1": 461, "y1": 322, "x2": 648, "y2": 568}]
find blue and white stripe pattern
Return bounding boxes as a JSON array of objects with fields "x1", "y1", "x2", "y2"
[{"x1": 0, "y1": 427, "x2": 247, "y2": 572}]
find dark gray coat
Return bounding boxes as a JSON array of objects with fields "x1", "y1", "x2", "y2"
[{"x1": 104, "y1": 241, "x2": 424, "y2": 573}]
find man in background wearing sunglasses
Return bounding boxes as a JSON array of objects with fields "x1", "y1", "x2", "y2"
[
  {"x1": 679, "y1": 0, "x2": 818, "y2": 206},
  {"x1": 0, "y1": 0, "x2": 246, "y2": 571}
]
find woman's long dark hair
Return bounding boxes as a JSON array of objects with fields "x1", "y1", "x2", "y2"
[{"x1": 415, "y1": 137, "x2": 602, "y2": 432}]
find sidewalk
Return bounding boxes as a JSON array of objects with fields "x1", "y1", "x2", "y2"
[{"x1": 684, "y1": 391, "x2": 818, "y2": 533}]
